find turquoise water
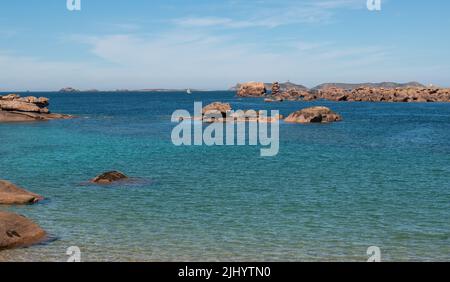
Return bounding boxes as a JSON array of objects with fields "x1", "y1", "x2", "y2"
[{"x1": 0, "y1": 91, "x2": 449, "y2": 262}]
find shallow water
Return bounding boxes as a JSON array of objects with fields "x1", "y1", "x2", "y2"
[{"x1": 0, "y1": 91, "x2": 449, "y2": 261}]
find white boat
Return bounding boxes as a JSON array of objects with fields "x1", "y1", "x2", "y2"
[{"x1": 186, "y1": 88, "x2": 192, "y2": 94}]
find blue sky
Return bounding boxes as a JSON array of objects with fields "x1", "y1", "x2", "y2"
[{"x1": 0, "y1": 0, "x2": 449, "y2": 90}]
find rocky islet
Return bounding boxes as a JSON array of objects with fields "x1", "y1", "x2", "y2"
[{"x1": 0, "y1": 94, "x2": 73, "y2": 122}]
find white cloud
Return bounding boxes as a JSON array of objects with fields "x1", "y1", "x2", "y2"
[
  {"x1": 2, "y1": 27, "x2": 447, "y2": 91},
  {"x1": 0, "y1": 29, "x2": 396, "y2": 91},
  {"x1": 173, "y1": 0, "x2": 365, "y2": 29}
]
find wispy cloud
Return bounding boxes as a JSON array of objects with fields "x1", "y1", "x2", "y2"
[
  {"x1": 173, "y1": 0, "x2": 365, "y2": 29},
  {"x1": 0, "y1": 28, "x2": 395, "y2": 91},
  {"x1": 59, "y1": 29, "x2": 394, "y2": 89}
]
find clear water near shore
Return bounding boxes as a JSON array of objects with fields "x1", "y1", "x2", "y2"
[{"x1": 0, "y1": 91, "x2": 449, "y2": 261}]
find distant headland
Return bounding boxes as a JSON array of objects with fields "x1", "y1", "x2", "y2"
[
  {"x1": 235, "y1": 81, "x2": 450, "y2": 103},
  {"x1": 53, "y1": 81, "x2": 439, "y2": 94},
  {"x1": 57, "y1": 87, "x2": 208, "y2": 93},
  {"x1": 2, "y1": 81, "x2": 448, "y2": 102},
  {"x1": 230, "y1": 81, "x2": 427, "y2": 92}
]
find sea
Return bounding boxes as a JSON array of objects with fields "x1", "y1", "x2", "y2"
[{"x1": 0, "y1": 91, "x2": 449, "y2": 261}]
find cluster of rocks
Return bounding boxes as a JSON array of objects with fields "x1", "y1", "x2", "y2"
[
  {"x1": 187, "y1": 102, "x2": 341, "y2": 124},
  {"x1": 183, "y1": 102, "x2": 283, "y2": 123},
  {"x1": 314, "y1": 86, "x2": 450, "y2": 102},
  {"x1": 265, "y1": 88, "x2": 312, "y2": 102},
  {"x1": 0, "y1": 171, "x2": 130, "y2": 251},
  {"x1": 0, "y1": 180, "x2": 47, "y2": 251},
  {"x1": 238, "y1": 82, "x2": 450, "y2": 103},
  {"x1": 0, "y1": 94, "x2": 73, "y2": 122}
]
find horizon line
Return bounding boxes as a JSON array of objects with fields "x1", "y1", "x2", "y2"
[{"x1": 1, "y1": 80, "x2": 447, "y2": 93}]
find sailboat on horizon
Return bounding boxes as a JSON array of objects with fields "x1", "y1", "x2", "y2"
[{"x1": 186, "y1": 88, "x2": 192, "y2": 94}]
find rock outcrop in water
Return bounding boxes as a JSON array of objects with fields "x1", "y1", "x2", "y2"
[
  {"x1": 200, "y1": 102, "x2": 282, "y2": 123},
  {"x1": 311, "y1": 82, "x2": 426, "y2": 91},
  {"x1": 0, "y1": 94, "x2": 49, "y2": 113},
  {"x1": 271, "y1": 82, "x2": 281, "y2": 96},
  {"x1": 264, "y1": 86, "x2": 450, "y2": 103},
  {"x1": 237, "y1": 82, "x2": 266, "y2": 97},
  {"x1": 0, "y1": 180, "x2": 44, "y2": 205},
  {"x1": 202, "y1": 102, "x2": 232, "y2": 118},
  {"x1": 181, "y1": 102, "x2": 282, "y2": 123},
  {"x1": 0, "y1": 94, "x2": 73, "y2": 122},
  {"x1": 91, "y1": 171, "x2": 129, "y2": 184},
  {"x1": 285, "y1": 106, "x2": 342, "y2": 124},
  {"x1": 236, "y1": 81, "x2": 450, "y2": 103},
  {"x1": 264, "y1": 82, "x2": 285, "y2": 102},
  {"x1": 314, "y1": 86, "x2": 450, "y2": 102},
  {"x1": 231, "y1": 81, "x2": 308, "y2": 92},
  {"x1": 0, "y1": 211, "x2": 47, "y2": 251}
]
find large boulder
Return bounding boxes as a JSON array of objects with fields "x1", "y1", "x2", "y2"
[
  {"x1": 285, "y1": 106, "x2": 342, "y2": 124},
  {"x1": 0, "y1": 180, "x2": 44, "y2": 205},
  {"x1": 0, "y1": 212, "x2": 47, "y2": 250},
  {"x1": 202, "y1": 102, "x2": 232, "y2": 117},
  {"x1": 91, "y1": 171, "x2": 129, "y2": 184},
  {"x1": 237, "y1": 82, "x2": 266, "y2": 97}
]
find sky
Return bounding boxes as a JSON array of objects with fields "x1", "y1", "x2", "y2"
[{"x1": 0, "y1": 0, "x2": 449, "y2": 91}]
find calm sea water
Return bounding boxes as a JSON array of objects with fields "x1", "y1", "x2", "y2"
[{"x1": 0, "y1": 91, "x2": 449, "y2": 262}]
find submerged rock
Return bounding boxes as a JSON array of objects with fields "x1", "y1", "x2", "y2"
[
  {"x1": 285, "y1": 106, "x2": 342, "y2": 124},
  {"x1": 91, "y1": 171, "x2": 129, "y2": 184},
  {"x1": 0, "y1": 212, "x2": 47, "y2": 251},
  {"x1": 0, "y1": 180, "x2": 44, "y2": 205}
]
